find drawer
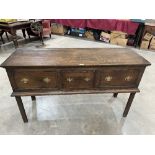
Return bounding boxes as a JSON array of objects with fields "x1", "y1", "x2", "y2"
[
  {"x1": 14, "y1": 70, "x2": 59, "y2": 90},
  {"x1": 62, "y1": 71, "x2": 94, "y2": 90},
  {"x1": 96, "y1": 68, "x2": 141, "y2": 88}
]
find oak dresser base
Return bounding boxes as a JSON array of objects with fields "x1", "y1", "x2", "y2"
[{"x1": 1, "y1": 48, "x2": 150, "y2": 123}]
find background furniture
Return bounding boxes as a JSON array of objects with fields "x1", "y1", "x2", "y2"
[
  {"x1": 0, "y1": 21, "x2": 32, "y2": 48},
  {"x1": 130, "y1": 19, "x2": 145, "y2": 47},
  {"x1": 140, "y1": 23, "x2": 155, "y2": 45},
  {"x1": 26, "y1": 20, "x2": 51, "y2": 44},
  {"x1": 28, "y1": 21, "x2": 44, "y2": 44},
  {"x1": 42, "y1": 19, "x2": 52, "y2": 38},
  {"x1": 1, "y1": 48, "x2": 150, "y2": 122}
]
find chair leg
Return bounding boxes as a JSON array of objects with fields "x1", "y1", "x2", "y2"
[
  {"x1": 49, "y1": 33, "x2": 51, "y2": 38},
  {"x1": 22, "y1": 29, "x2": 26, "y2": 40},
  {"x1": 40, "y1": 33, "x2": 44, "y2": 45}
]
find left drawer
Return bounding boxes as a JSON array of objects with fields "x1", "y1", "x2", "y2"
[{"x1": 13, "y1": 69, "x2": 59, "y2": 90}]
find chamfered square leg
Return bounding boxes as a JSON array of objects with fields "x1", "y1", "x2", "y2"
[
  {"x1": 113, "y1": 93, "x2": 118, "y2": 98},
  {"x1": 15, "y1": 96, "x2": 28, "y2": 123},
  {"x1": 123, "y1": 93, "x2": 136, "y2": 117}
]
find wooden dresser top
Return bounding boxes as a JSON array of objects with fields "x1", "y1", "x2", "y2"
[{"x1": 1, "y1": 48, "x2": 151, "y2": 67}]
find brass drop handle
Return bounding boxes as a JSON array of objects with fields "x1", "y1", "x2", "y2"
[
  {"x1": 43, "y1": 77, "x2": 51, "y2": 83},
  {"x1": 84, "y1": 77, "x2": 90, "y2": 82},
  {"x1": 67, "y1": 77, "x2": 73, "y2": 82},
  {"x1": 105, "y1": 76, "x2": 112, "y2": 82},
  {"x1": 21, "y1": 78, "x2": 29, "y2": 84},
  {"x1": 125, "y1": 76, "x2": 132, "y2": 81}
]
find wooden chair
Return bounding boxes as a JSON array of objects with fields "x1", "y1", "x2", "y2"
[
  {"x1": 42, "y1": 19, "x2": 52, "y2": 38},
  {"x1": 30, "y1": 21, "x2": 44, "y2": 44},
  {"x1": 26, "y1": 20, "x2": 51, "y2": 45}
]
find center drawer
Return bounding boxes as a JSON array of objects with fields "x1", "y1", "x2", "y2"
[
  {"x1": 14, "y1": 70, "x2": 59, "y2": 90},
  {"x1": 62, "y1": 70, "x2": 94, "y2": 90}
]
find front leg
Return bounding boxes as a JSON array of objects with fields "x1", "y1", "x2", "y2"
[
  {"x1": 123, "y1": 93, "x2": 136, "y2": 117},
  {"x1": 113, "y1": 93, "x2": 118, "y2": 98},
  {"x1": 15, "y1": 96, "x2": 28, "y2": 123},
  {"x1": 22, "y1": 29, "x2": 26, "y2": 39},
  {"x1": 31, "y1": 96, "x2": 36, "y2": 101}
]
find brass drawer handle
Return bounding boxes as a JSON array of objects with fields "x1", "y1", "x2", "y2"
[
  {"x1": 67, "y1": 77, "x2": 73, "y2": 82},
  {"x1": 105, "y1": 76, "x2": 112, "y2": 82},
  {"x1": 21, "y1": 78, "x2": 29, "y2": 84},
  {"x1": 84, "y1": 77, "x2": 90, "y2": 82},
  {"x1": 43, "y1": 77, "x2": 51, "y2": 83},
  {"x1": 125, "y1": 76, "x2": 132, "y2": 81}
]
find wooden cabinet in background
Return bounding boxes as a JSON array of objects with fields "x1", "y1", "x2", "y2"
[{"x1": 141, "y1": 24, "x2": 155, "y2": 46}]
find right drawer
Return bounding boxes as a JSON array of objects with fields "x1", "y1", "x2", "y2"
[{"x1": 96, "y1": 67, "x2": 142, "y2": 88}]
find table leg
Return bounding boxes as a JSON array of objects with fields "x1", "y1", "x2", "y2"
[
  {"x1": 5, "y1": 32, "x2": 10, "y2": 41},
  {"x1": 31, "y1": 96, "x2": 36, "y2": 101},
  {"x1": 22, "y1": 29, "x2": 26, "y2": 39},
  {"x1": 123, "y1": 93, "x2": 136, "y2": 117},
  {"x1": 0, "y1": 30, "x2": 5, "y2": 44},
  {"x1": 10, "y1": 29, "x2": 18, "y2": 48},
  {"x1": 113, "y1": 93, "x2": 118, "y2": 98},
  {"x1": 0, "y1": 35, "x2": 5, "y2": 44},
  {"x1": 15, "y1": 96, "x2": 28, "y2": 123}
]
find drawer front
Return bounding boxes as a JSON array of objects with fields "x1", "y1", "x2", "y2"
[
  {"x1": 14, "y1": 70, "x2": 59, "y2": 90},
  {"x1": 62, "y1": 71, "x2": 94, "y2": 90},
  {"x1": 96, "y1": 68, "x2": 141, "y2": 88}
]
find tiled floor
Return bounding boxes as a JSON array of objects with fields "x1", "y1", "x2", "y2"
[{"x1": 0, "y1": 34, "x2": 155, "y2": 134}]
